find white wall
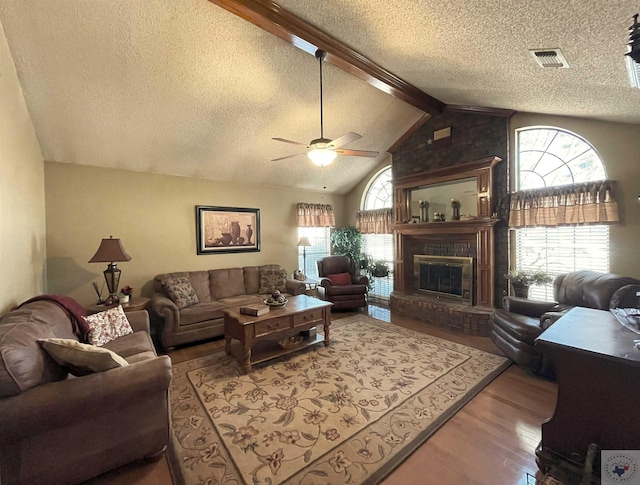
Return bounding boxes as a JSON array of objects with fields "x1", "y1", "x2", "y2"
[{"x1": 0, "y1": 21, "x2": 46, "y2": 313}]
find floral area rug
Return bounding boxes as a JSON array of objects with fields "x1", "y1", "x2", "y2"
[{"x1": 168, "y1": 315, "x2": 510, "y2": 485}]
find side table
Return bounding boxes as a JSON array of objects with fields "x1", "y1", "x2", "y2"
[
  {"x1": 85, "y1": 296, "x2": 150, "y2": 315},
  {"x1": 302, "y1": 278, "x2": 318, "y2": 298}
]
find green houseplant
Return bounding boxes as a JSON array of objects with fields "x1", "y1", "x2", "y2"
[
  {"x1": 370, "y1": 260, "x2": 390, "y2": 278},
  {"x1": 506, "y1": 268, "x2": 553, "y2": 297},
  {"x1": 330, "y1": 227, "x2": 364, "y2": 266}
]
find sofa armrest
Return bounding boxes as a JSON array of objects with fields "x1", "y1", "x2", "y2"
[
  {"x1": 285, "y1": 278, "x2": 306, "y2": 295},
  {"x1": 318, "y1": 277, "x2": 333, "y2": 288},
  {"x1": 126, "y1": 310, "x2": 150, "y2": 333},
  {"x1": 502, "y1": 296, "x2": 558, "y2": 318},
  {"x1": 0, "y1": 355, "x2": 172, "y2": 443},
  {"x1": 540, "y1": 311, "x2": 569, "y2": 330},
  {"x1": 150, "y1": 294, "x2": 180, "y2": 345}
]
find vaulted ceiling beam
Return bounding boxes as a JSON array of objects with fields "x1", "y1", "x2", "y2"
[{"x1": 208, "y1": 0, "x2": 445, "y2": 115}]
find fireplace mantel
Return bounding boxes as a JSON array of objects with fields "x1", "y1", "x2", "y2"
[{"x1": 392, "y1": 156, "x2": 502, "y2": 308}]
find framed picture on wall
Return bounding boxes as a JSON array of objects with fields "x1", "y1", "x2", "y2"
[{"x1": 196, "y1": 206, "x2": 260, "y2": 254}]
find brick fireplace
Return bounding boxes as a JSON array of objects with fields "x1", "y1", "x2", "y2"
[{"x1": 389, "y1": 156, "x2": 501, "y2": 336}]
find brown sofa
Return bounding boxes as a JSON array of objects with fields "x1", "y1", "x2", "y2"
[
  {"x1": 0, "y1": 299, "x2": 172, "y2": 485},
  {"x1": 492, "y1": 270, "x2": 640, "y2": 376},
  {"x1": 150, "y1": 264, "x2": 306, "y2": 349}
]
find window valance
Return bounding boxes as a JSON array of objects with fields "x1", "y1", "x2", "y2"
[
  {"x1": 297, "y1": 203, "x2": 335, "y2": 227},
  {"x1": 509, "y1": 180, "x2": 620, "y2": 228},
  {"x1": 356, "y1": 208, "x2": 393, "y2": 234}
]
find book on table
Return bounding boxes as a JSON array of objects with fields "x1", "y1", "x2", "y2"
[{"x1": 240, "y1": 304, "x2": 269, "y2": 316}]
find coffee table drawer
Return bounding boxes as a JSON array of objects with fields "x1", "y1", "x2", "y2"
[
  {"x1": 255, "y1": 316, "x2": 291, "y2": 337},
  {"x1": 293, "y1": 309, "x2": 324, "y2": 326}
]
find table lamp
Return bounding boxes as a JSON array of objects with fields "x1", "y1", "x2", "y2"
[
  {"x1": 297, "y1": 236, "x2": 312, "y2": 277},
  {"x1": 89, "y1": 236, "x2": 132, "y2": 304}
]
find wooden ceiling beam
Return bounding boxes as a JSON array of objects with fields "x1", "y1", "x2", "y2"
[{"x1": 208, "y1": 0, "x2": 445, "y2": 115}]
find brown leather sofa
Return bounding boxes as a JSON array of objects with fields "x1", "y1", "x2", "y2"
[
  {"x1": 316, "y1": 256, "x2": 368, "y2": 310},
  {"x1": 150, "y1": 264, "x2": 306, "y2": 349},
  {"x1": 492, "y1": 270, "x2": 640, "y2": 376},
  {"x1": 0, "y1": 299, "x2": 172, "y2": 485}
]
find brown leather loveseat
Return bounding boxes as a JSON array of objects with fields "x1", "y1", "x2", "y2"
[
  {"x1": 0, "y1": 299, "x2": 172, "y2": 485},
  {"x1": 150, "y1": 264, "x2": 306, "y2": 349},
  {"x1": 492, "y1": 270, "x2": 640, "y2": 376}
]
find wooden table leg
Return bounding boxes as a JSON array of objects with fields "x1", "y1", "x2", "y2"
[
  {"x1": 224, "y1": 334, "x2": 232, "y2": 355},
  {"x1": 241, "y1": 345, "x2": 252, "y2": 374},
  {"x1": 323, "y1": 319, "x2": 331, "y2": 346}
]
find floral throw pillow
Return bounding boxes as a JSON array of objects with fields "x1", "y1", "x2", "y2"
[
  {"x1": 258, "y1": 268, "x2": 288, "y2": 294},
  {"x1": 85, "y1": 305, "x2": 133, "y2": 346},
  {"x1": 163, "y1": 276, "x2": 199, "y2": 309}
]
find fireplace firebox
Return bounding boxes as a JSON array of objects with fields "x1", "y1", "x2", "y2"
[{"x1": 413, "y1": 255, "x2": 474, "y2": 305}]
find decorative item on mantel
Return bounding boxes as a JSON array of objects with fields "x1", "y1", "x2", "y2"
[
  {"x1": 419, "y1": 200, "x2": 429, "y2": 222},
  {"x1": 451, "y1": 199, "x2": 461, "y2": 220}
]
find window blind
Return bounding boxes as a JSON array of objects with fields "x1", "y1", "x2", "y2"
[
  {"x1": 363, "y1": 234, "x2": 394, "y2": 302},
  {"x1": 297, "y1": 227, "x2": 331, "y2": 279}
]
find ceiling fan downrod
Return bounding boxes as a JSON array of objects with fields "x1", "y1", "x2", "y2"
[{"x1": 316, "y1": 49, "x2": 327, "y2": 140}]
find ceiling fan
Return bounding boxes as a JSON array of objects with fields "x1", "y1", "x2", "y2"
[{"x1": 271, "y1": 49, "x2": 379, "y2": 166}]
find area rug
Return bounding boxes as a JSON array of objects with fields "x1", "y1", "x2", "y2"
[{"x1": 168, "y1": 315, "x2": 510, "y2": 484}]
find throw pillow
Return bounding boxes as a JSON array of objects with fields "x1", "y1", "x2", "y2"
[
  {"x1": 326, "y1": 272, "x2": 352, "y2": 286},
  {"x1": 85, "y1": 305, "x2": 133, "y2": 346},
  {"x1": 38, "y1": 338, "x2": 129, "y2": 377},
  {"x1": 163, "y1": 276, "x2": 199, "y2": 309},
  {"x1": 258, "y1": 267, "x2": 288, "y2": 294}
]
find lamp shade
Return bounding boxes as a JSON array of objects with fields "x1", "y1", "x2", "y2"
[
  {"x1": 88, "y1": 236, "x2": 132, "y2": 263},
  {"x1": 297, "y1": 236, "x2": 312, "y2": 247}
]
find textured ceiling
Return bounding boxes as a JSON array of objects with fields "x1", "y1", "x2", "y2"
[{"x1": 0, "y1": 1, "x2": 638, "y2": 194}]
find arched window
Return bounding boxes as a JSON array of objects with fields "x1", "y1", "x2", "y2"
[
  {"x1": 514, "y1": 127, "x2": 609, "y2": 299},
  {"x1": 361, "y1": 166, "x2": 393, "y2": 302}
]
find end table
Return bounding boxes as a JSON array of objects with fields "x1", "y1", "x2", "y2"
[{"x1": 85, "y1": 296, "x2": 150, "y2": 315}]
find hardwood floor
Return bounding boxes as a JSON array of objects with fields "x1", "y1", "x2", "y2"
[{"x1": 86, "y1": 306, "x2": 557, "y2": 485}]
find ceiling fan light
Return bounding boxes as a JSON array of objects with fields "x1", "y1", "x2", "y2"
[{"x1": 308, "y1": 148, "x2": 337, "y2": 166}]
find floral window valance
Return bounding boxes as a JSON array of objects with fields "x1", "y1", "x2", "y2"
[
  {"x1": 356, "y1": 208, "x2": 393, "y2": 234},
  {"x1": 297, "y1": 203, "x2": 335, "y2": 227},
  {"x1": 509, "y1": 180, "x2": 620, "y2": 228}
]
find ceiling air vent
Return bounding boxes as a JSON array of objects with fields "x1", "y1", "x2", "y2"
[{"x1": 529, "y1": 48, "x2": 569, "y2": 68}]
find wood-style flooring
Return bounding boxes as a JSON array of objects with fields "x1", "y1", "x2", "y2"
[{"x1": 86, "y1": 305, "x2": 557, "y2": 485}]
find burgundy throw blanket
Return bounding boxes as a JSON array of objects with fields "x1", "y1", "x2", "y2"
[{"x1": 18, "y1": 294, "x2": 91, "y2": 343}]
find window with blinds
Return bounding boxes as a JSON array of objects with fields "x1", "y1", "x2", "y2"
[
  {"x1": 362, "y1": 166, "x2": 394, "y2": 302},
  {"x1": 297, "y1": 227, "x2": 331, "y2": 280},
  {"x1": 514, "y1": 127, "x2": 610, "y2": 300}
]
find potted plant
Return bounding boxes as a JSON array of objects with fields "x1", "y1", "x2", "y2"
[
  {"x1": 506, "y1": 269, "x2": 553, "y2": 297},
  {"x1": 370, "y1": 260, "x2": 390, "y2": 278},
  {"x1": 330, "y1": 227, "x2": 364, "y2": 266}
]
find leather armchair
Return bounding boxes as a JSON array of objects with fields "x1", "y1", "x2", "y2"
[
  {"x1": 316, "y1": 256, "x2": 368, "y2": 310},
  {"x1": 492, "y1": 270, "x2": 640, "y2": 377}
]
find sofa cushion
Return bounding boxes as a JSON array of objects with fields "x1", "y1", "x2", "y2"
[
  {"x1": 243, "y1": 266, "x2": 261, "y2": 295},
  {"x1": 85, "y1": 305, "x2": 133, "y2": 346},
  {"x1": 210, "y1": 268, "x2": 246, "y2": 300},
  {"x1": 38, "y1": 338, "x2": 129, "y2": 377},
  {"x1": 258, "y1": 267, "x2": 288, "y2": 294},
  {"x1": 103, "y1": 331, "x2": 157, "y2": 360},
  {"x1": 556, "y1": 271, "x2": 640, "y2": 310},
  {"x1": 326, "y1": 273, "x2": 352, "y2": 286},
  {"x1": 188, "y1": 271, "x2": 212, "y2": 302},
  {"x1": 179, "y1": 301, "x2": 227, "y2": 326},
  {"x1": 163, "y1": 276, "x2": 200, "y2": 309},
  {"x1": 0, "y1": 312, "x2": 69, "y2": 398}
]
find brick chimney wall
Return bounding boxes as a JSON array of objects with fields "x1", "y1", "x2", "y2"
[{"x1": 392, "y1": 110, "x2": 510, "y2": 306}]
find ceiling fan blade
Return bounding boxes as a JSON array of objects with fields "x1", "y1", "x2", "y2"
[
  {"x1": 330, "y1": 132, "x2": 362, "y2": 149},
  {"x1": 271, "y1": 152, "x2": 306, "y2": 162},
  {"x1": 272, "y1": 137, "x2": 308, "y2": 147},
  {"x1": 335, "y1": 148, "x2": 379, "y2": 158}
]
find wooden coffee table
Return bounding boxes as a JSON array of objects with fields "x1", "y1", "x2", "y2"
[{"x1": 224, "y1": 294, "x2": 332, "y2": 373}]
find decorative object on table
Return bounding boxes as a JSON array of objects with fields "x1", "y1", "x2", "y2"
[
  {"x1": 451, "y1": 198, "x2": 461, "y2": 220},
  {"x1": 120, "y1": 285, "x2": 133, "y2": 304},
  {"x1": 296, "y1": 236, "x2": 312, "y2": 276},
  {"x1": 196, "y1": 205, "x2": 260, "y2": 254},
  {"x1": 168, "y1": 316, "x2": 509, "y2": 485},
  {"x1": 239, "y1": 304, "x2": 269, "y2": 317},
  {"x1": 505, "y1": 268, "x2": 553, "y2": 298},
  {"x1": 300, "y1": 325, "x2": 317, "y2": 338},
  {"x1": 293, "y1": 269, "x2": 306, "y2": 281},
  {"x1": 278, "y1": 334, "x2": 304, "y2": 349},
  {"x1": 419, "y1": 199, "x2": 429, "y2": 222},
  {"x1": 264, "y1": 290, "x2": 287, "y2": 307},
  {"x1": 88, "y1": 236, "x2": 132, "y2": 305},
  {"x1": 92, "y1": 281, "x2": 105, "y2": 304}
]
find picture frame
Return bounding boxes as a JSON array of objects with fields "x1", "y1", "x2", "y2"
[{"x1": 196, "y1": 205, "x2": 260, "y2": 254}]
